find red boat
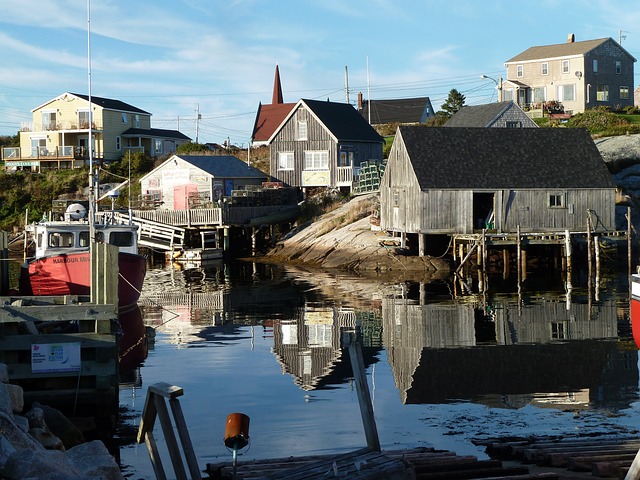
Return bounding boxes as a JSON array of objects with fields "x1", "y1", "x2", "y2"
[
  {"x1": 631, "y1": 273, "x2": 640, "y2": 348},
  {"x1": 20, "y1": 203, "x2": 146, "y2": 308}
]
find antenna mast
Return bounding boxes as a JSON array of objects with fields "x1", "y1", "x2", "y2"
[
  {"x1": 87, "y1": 0, "x2": 95, "y2": 236},
  {"x1": 345, "y1": 66, "x2": 350, "y2": 104},
  {"x1": 366, "y1": 56, "x2": 371, "y2": 124}
]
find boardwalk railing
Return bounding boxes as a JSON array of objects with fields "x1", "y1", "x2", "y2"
[{"x1": 112, "y1": 212, "x2": 185, "y2": 251}]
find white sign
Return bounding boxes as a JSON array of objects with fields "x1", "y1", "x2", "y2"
[{"x1": 31, "y1": 343, "x2": 81, "y2": 373}]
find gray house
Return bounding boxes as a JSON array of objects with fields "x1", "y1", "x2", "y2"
[
  {"x1": 268, "y1": 98, "x2": 384, "y2": 192},
  {"x1": 380, "y1": 126, "x2": 616, "y2": 253},
  {"x1": 444, "y1": 101, "x2": 538, "y2": 128}
]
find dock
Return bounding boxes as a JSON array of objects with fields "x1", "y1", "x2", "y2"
[{"x1": 0, "y1": 295, "x2": 120, "y2": 437}]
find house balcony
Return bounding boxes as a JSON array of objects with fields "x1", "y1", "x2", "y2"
[
  {"x1": 20, "y1": 120, "x2": 103, "y2": 132},
  {"x1": 1, "y1": 146, "x2": 98, "y2": 171}
]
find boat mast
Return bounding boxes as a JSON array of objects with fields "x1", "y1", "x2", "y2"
[{"x1": 87, "y1": 0, "x2": 96, "y2": 238}]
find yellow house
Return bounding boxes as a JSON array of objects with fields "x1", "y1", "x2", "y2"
[{"x1": 3, "y1": 92, "x2": 190, "y2": 171}]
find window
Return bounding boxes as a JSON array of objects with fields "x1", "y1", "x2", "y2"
[
  {"x1": 393, "y1": 190, "x2": 400, "y2": 207},
  {"x1": 548, "y1": 193, "x2": 565, "y2": 208},
  {"x1": 304, "y1": 150, "x2": 328, "y2": 170},
  {"x1": 557, "y1": 84, "x2": 575, "y2": 102},
  {"x1": 562, "y1": 60, "x2": 570, "y2": 74},
  {"x1": 135, "y1": 115, "x2": 140, "y2": 127},
  {"x1": 620, "y1": 86, "x2": 630, "y2": 99},
  {"x1": 48, "y1": 232, "x2": 74, "y2": 248},
  {"x1": 78, "y1": 110, "x2": 90, "y2": 129},
  {"x1": 338, "y1": 149, "x2": 354, "y2": 167},
  {"x1": 79, "y1": 231, "x2": 90, "y2": 247},
  {"x1": 502, "y1": 89, "x2": 514, "y2": 101},
  {"x1": 593, "y1": 59, "x2": 598, "y2": 72},
  {"x1": 122, "y1": 113, "x2": 128, "y2": 124},
  {"x1": 297, "y1": 121, "x2": 307, "y2": 140},
  {"x1": 616, "y1": 61, "x2": 622, "y2": 74},
  {"x1": 532, "y1": 87, "x2": 546, "y2": 103},
  {"x1": 116, "y1": 136, "x2": 121, "y2": 151},
  {"x1": 154, "y1": 139, "x2": 163, "y2": 154},
  {"x1": 108, "y1": 231, "x2": 134, "y2": 247},
  {"x1": 278, "y1": 152, "x2": 294, "y2": 170},
  {"x1": 596, "y1": 84, "x2": 609, "y2": 101},
  {"x1": 541, "y1": 62, "x2": 548, "y2": 75},
  {"x1": 506, "y1": 121, "x2": 521, "y2": 128},
  {"x1": 42, "y1": 110, "x2": 57, "y2": 130},
  {"x1": 516, "y1": 65, "x2": 523, "y2": 77}
]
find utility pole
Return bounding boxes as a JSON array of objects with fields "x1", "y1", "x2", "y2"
[
  {"x1": 195, "y1": 104, "x2": 201, "y2": 144},
  {"x1": 345, "y1": 65, "x2": 350, "y2": 104}
]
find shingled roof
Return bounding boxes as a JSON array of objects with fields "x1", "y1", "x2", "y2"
[
  {"x1": 359, "y1": 97, "x2": 433, "y2": 124},
  {"x1": 69, "y1": 93, "x2": 150, "y2": 114},
  {"x1": 174, "y1": 155, "x2": 269, "y2": 179},
  {"x1": 122, "y1": 127, "x2": 191, "y2": 140},
  {"x1": 288, "y1": 99, "x2": 384, "y2": 143},
  {"x1": 397, "y1": 126, "x2": 615, "y2": 190},
  {"x1": 444, "y1": 101, "x2": 536, "y2": 128},
  {"x1": 505, "y1": 37, "x2": 635, "y2": 63}
]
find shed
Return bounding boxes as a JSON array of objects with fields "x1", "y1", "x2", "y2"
[
  {"x1": 139, "y1": 154, "x2": 270, "y2": 210},
  {"x1": 380, "y1": 126, "x2": 617, "y2": 244}
]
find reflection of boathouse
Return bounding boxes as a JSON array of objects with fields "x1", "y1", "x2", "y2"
[
  {"x1": 271, "y1": 306, "x2": 379, "y2": 391},
  {"x1": 382, "y1": 294, "x2": 638, "y2": 408}
]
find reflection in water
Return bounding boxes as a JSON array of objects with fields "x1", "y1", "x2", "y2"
[{"x1": 117, "y1": 262, "x2": 639, "y2": 479}]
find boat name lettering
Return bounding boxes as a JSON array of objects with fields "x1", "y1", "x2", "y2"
[{"x1": 52, "y1": 256, "x2": 90, "y2": 264}]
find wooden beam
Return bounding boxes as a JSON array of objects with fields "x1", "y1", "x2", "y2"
[{"x1": 348, "y1": 340, "x2": 380, "y2": 451}]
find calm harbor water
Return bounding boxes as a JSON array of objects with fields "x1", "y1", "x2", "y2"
[{"x1": 116, "y1": 260, "x2": 640, "y2": 479}]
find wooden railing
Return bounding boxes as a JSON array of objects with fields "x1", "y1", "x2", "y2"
[{"x1": 336, "y1": 166, "x2": 354, "y2": 186}]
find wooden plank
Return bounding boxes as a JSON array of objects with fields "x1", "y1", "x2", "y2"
[
  {"x1": 145, "y1": 432, "x2": 168, "y2": 480},
  {"x1": 567, "y1": 453, "x2": 637, "y2": 472},
  {"x1": 0, "y1": 304, "x2": 117, "y2": 323},
  {"x1": 348, "y1": 341, "x2": 380, "y2": 451},
  {"x1": 154, "y1": 393, "x2": 188, "y2": 480},
  {"x1": 169, "y1": 397, "x2": 202, "y2": 480},
  {"x1": 150, "y1": 382, "x2": 184, "y2": 399},
  {"x1": 138, "y1": 389, "x2": 159, "y2": 443}
]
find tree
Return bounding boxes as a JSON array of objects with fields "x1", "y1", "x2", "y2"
[{"x1": 440, "y1": 89, "x2": 466, "y2": 118}]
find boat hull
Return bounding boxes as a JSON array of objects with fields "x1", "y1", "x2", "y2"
[
  {"x1": 19, "y1": 251, "x2": 146, "y2": 308},
  {"x1": 630, "y1": 274, "x2": 640, "y2": 348}
]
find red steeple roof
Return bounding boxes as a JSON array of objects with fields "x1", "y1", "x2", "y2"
[{"x1": 272, "y1": 64, "x2": 284, "y2": 104}]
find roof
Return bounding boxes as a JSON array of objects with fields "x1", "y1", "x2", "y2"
[
  {"x1": 396, "y1": 126, "x2": 615, "y2": 190},
  {"x1": 251, "y1": 102, "x2": 296, "y2": 143},
  {"x1": 272, "y1": 99, "x2": 383, "y2": 144},
  {"x1": 444, "y1": 101, "x2": 536, "y2": 128},
  {"x1": 506, "y1": 37, "x2": 636, "y2": 63},
  {"x1": 69, "y1": 93, "x2": 151, "y2": 114},
  {"x1": 122, "y1": 127, "x2": 191, "y2": 141},
  {"x1": 359, "y1": 97, "x2": 434, "y2": 124},
  {"x1": 174, "y1": 155, "x2": 269, "y2": 179}
]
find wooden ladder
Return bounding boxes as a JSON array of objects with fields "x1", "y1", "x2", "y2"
[{"x1": 137, "y1": 382, "x2": 202, "y2": 480}]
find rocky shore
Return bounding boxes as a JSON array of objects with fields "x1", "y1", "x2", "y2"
[
  {"x1": 263, "y1": 193, "x2": 452, "y2": 281},
  {"x1": 0, "y1": 363, "x2": 123, "y2": 480}
]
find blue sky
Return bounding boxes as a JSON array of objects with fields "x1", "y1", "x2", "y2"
[{"x1": 1, "y1": 0, "x2": 639, "y2": 146}]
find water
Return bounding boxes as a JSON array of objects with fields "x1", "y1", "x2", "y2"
[{"x1": 116, "y1": 260, "x2": 640, "y2": 479}]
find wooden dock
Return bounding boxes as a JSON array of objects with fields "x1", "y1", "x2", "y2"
[
  {"x1": 205, "y1": 446, "x2": 563, "y2": 479},
  {"x1": 0, "y1": 295, "x2": 119, "y2": 435}
]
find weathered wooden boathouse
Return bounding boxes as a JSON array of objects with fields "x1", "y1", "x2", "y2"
[{"x1": 379, "y1": 126, "x2": 627, "y2": 273}]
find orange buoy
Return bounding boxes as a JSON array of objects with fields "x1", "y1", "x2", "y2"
[{"x1": 224, "y1": 413, "x2": 250, "y2": 449}]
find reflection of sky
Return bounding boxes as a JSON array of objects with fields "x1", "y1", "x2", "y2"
[{"x1": 120, "y1": 323, "x2": 640, "y2": 480}]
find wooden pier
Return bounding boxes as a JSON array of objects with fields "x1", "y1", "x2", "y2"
[{"x1": 0, "y1": 295, "x2": 120, "y2": 435}]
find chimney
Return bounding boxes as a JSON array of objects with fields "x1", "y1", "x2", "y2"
[
  {"x1": 358, "y1": 92, "x2": 363, "y2": 110},
  {"x1": 567, "y1": 33, "x2": 575, "y2": 43}
]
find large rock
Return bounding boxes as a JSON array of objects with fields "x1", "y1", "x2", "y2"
[{"x1": 595, "y1": 133, "x2": 640, "y2": 173}]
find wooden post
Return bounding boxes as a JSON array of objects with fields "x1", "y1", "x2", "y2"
[
  {"x1": 223, "y1": 227, "x2": 230, "y2": 252},
  {"x1": 452, "y1": 238, "x2": 457, "y2": 262},
  {"x1": 400, "y1": 231, "x2": 406, "y2": 249},
  {"x1": 516, "y1": 225, "x2": 522, "y2": 284},
  {"x1": 502, "y1": 248, "x2": 509, "y2": 280},
  {"x1": 565, "y1": 229, "x2": 572, "y2": 287},
  {"x1": 587, "y1": 217, "x2": 592, "y2": 281},
  {"x1": 251, "y1": 227, "x2": 257, "y2": 255},
  {"x1": 521, "y1": 249, "x2": 527, "y2": 282},
  {"x1": 348, "y1": 340, "x2": 380, "y2": 452},
  {"x1": 91, "y1": 242, "x2": 119, "y2": 307},
  {"x1": 418, "y1": 232, "x2": 425, "y2": 257},
  {"x1": 628, "y1": 206, "x2": 632, "y2": 285}
]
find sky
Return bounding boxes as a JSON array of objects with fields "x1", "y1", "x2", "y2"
[{"x1": 1, "y1": 0, "x2": 639, "y2": 147}]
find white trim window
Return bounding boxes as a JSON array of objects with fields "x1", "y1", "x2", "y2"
[
  {"x1": 532, "y1": 86, "x2": 546, "y2": 103},
  {"x1": 548, "y1": 193, "x2": 565, "y2": 208},
  {"x1": 297, "y1": 121, "x2": 307, "y2": 140},
  {"x1": 278, "y1": 151, "x2": 294, "y2": 170},
  {"x1": 116, "y1": 136, "x2": 121, "y2": 151},
  {"x1": 562, "y1": 60, "x2": 570, "y2": 74},
  {"x1": 516, "y1": 65, "x2": 523, "y2": 78},
  {"x1": 616, "y1": 61, "x2": 622, "y2": 74},
  {"x1": 557, "y1": 84, "x2": 575, "y2": 102},
  {"x1": 541, "y1": 62, "x2": 548, "y2": 75},
  {"x1": 122, "y1": 113, "x2": 128, "y2": 124},
  {"x1": 304, "y1": 150, "x2": 328, "y2": 170},
  {"x1": 596, "y1": 84, "x2": 609, "y2": 102}
]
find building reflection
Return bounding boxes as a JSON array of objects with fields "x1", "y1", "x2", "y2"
[{"x1": 382, "y1": 291, "x2": 638, "y2": 410}]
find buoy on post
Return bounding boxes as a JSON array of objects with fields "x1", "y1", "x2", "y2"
[{"x1": 224, "y1": 412, "x2": 250, "y2": 479}]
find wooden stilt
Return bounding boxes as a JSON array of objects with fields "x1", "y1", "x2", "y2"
[
  {"x1": 516, "y1": 225, "x2": 522, "y2": 285},
  {"x1": 503, "y1": 248, "x2": 509, "y2": 280},
  {"x1": 418, "y1": 232, "x2": 425, "y2": 257},
  {"x1": 521, "y1": 249, "x2": 527, "y2": 282},
  {"x1": 400, "y1": 232, "x2": 406, "y2": 249}
]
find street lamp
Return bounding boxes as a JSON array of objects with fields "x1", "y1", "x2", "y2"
[{"x1": 480, "y1": 74, "x2": 503, "y2": 102}]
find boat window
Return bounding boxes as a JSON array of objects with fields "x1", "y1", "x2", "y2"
[
  {"x1": 79, "y1": 231, "x2": 90, "y2": 247},
  {"x1": 95, "y1": 232, "x2": 104, "y2": 243},
  {"x1": 37, "y1": 233, "x2": 43, "y2": 249},
  {"x1": 49, "y1": 232, "x2": 74, "y2": 248},
  {"x1": 109, "y1": 231, "x2": 134, "y2": 247}
]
